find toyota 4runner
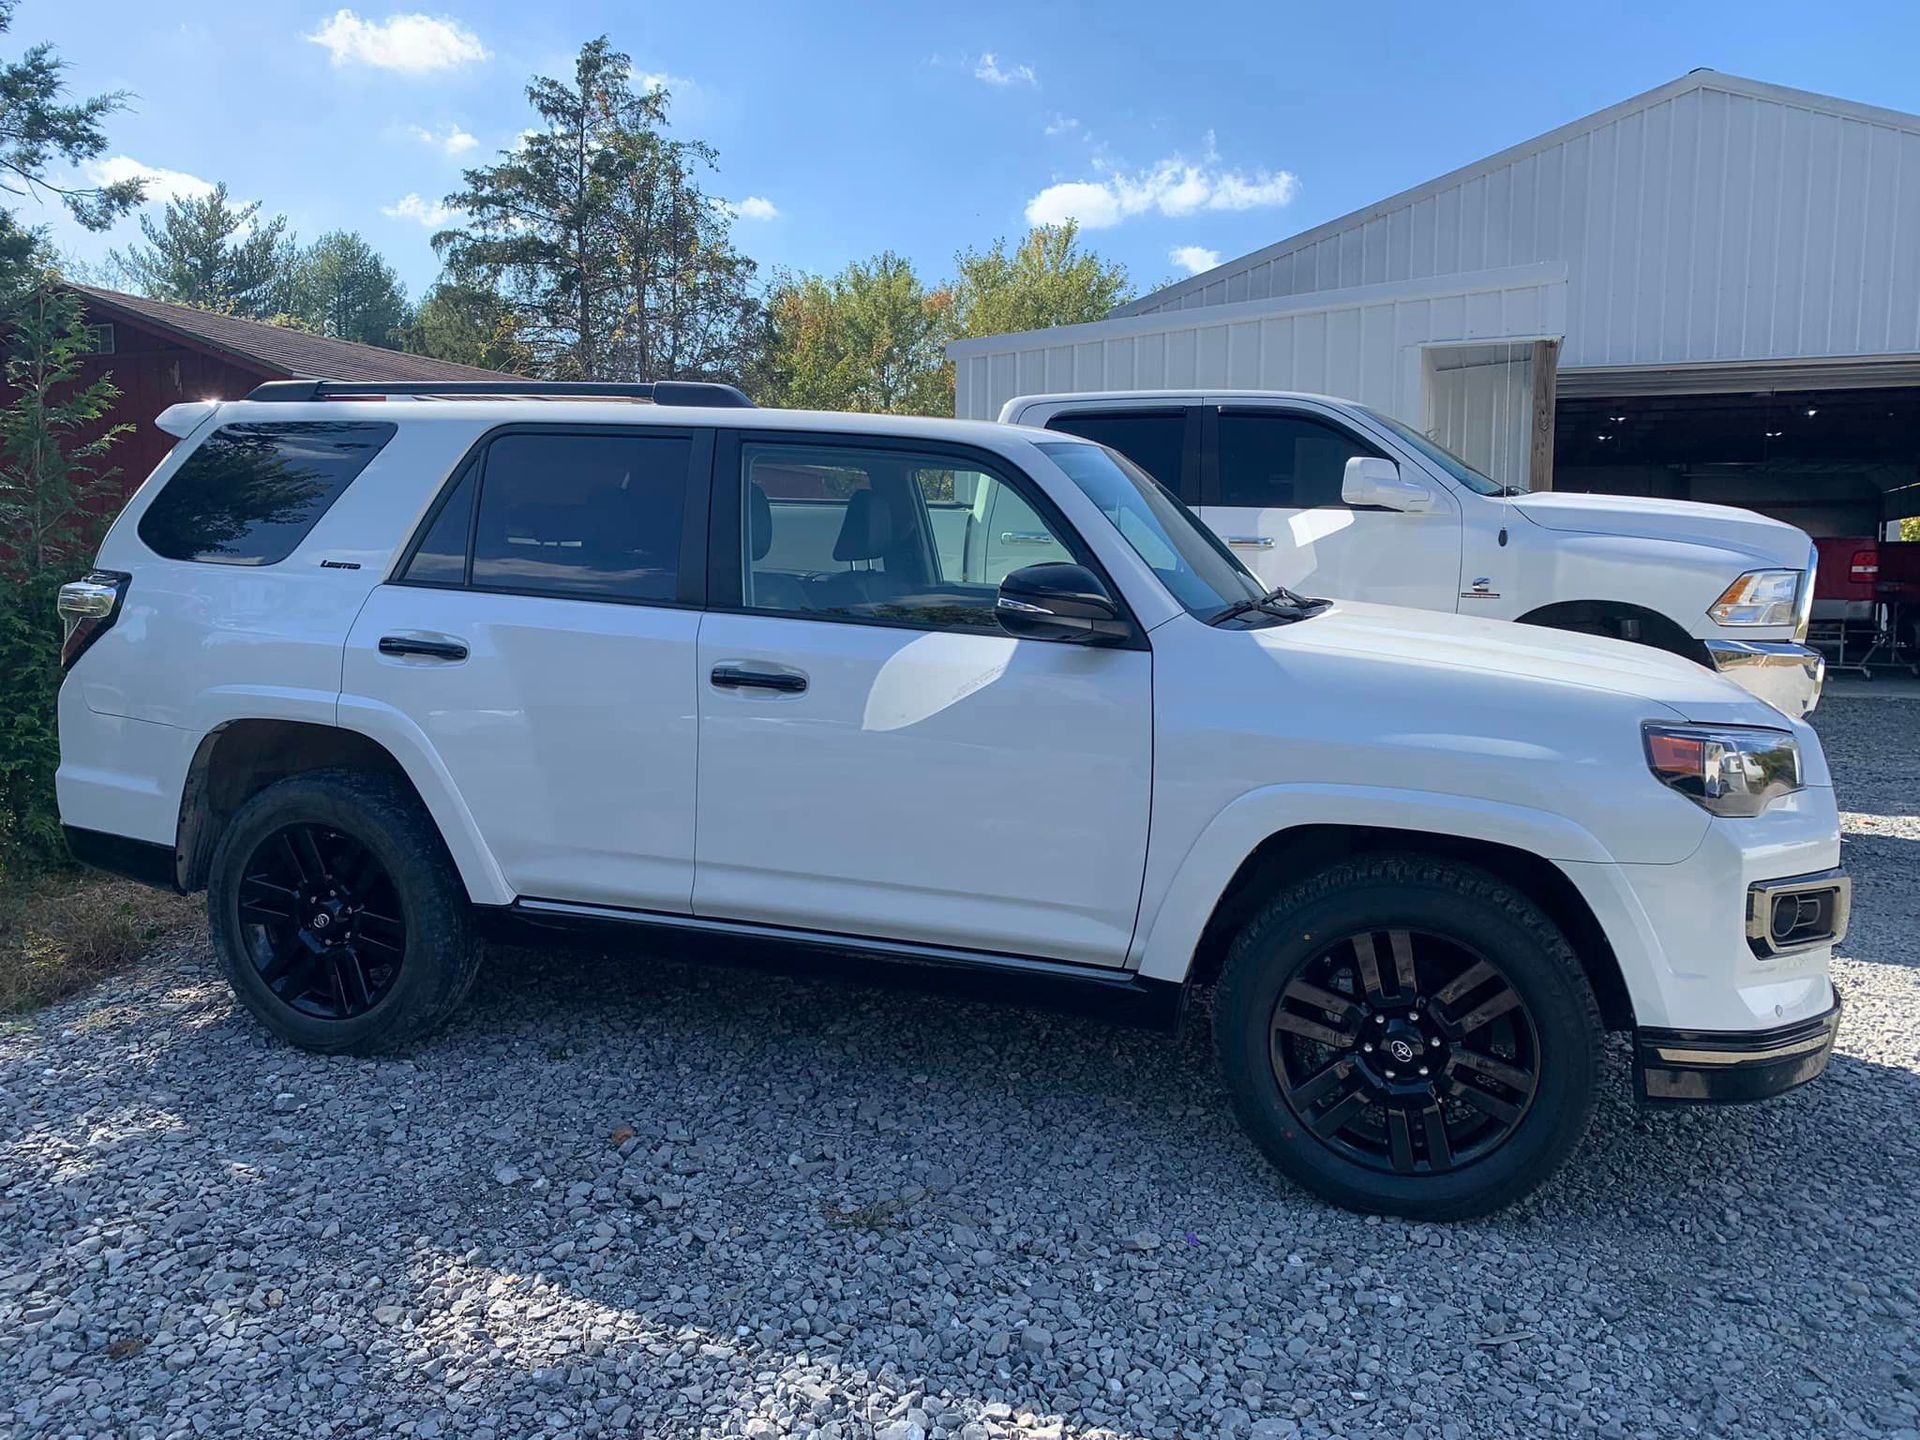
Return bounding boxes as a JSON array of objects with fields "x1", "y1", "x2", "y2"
[{"x1": 56, "y1": 379, "x2": 1848, "y2": 1219}]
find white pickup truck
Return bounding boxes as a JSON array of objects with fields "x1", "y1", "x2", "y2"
[{"x1": 1000, "y1": 391, "x2": 1824, "y2": 717}]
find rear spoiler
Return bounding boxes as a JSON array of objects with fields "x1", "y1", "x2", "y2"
[{"x1": 155, "y1": 400, "x2": 221, "y2": 438}]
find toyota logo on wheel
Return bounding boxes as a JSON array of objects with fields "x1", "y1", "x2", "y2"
[{"x1": 1387, "y1": 1039, "x2": 1416, "y2": 1064}]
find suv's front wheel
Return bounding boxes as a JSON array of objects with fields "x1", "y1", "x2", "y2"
[
  {"x1": 208, "y1": 769, "x2": 479, "y2": 1055},
  {"x1": 1214, "y1": 853, "x2": 1603, "y2": 1220}
]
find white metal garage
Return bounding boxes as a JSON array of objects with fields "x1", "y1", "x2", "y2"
[{"x1": 952, "y1": 70, "x2": 1920, "y2": 530}]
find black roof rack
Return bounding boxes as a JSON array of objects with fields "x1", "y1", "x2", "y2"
[{"x1": 246, "y1": 379, "x2": 756, "y2": 408}]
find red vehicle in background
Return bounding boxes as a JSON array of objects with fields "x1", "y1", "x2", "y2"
[{"x1": 1811, "y1": 536, "x2": 1920, "y2": 676}]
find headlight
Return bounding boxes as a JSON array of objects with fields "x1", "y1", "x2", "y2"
[
  {"x1": 1708, "y1": 569, "x2": 1803, "y2": 627},
  {"x1": 1643, "y1": 724, "x2": 1802, "y2": 816}
]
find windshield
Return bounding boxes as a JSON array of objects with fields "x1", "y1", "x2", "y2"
[
  {"x1": 1360, "y1": 408, "x2": 1514, "y2": 495},
  {"x1": 1038, "y1": 441, "x2": 1266, "y2": 620}
]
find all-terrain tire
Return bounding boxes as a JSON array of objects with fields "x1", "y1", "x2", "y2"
[
  {"x1": 1213, "y1": 852, "x2": 1604, "y2": 1220},
  {"x1": 208, "y1": 768, "x2": 479, "y2": 1055}
]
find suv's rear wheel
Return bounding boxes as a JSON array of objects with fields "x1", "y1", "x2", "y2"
[
  {"x1": 1214, "y1": 853, "x2": 1602, "y2": 1220},
  {"x1": 208, "y1": 770, "x2": 478, "y2": 1055}
]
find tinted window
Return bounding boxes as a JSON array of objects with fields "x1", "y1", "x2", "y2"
[
  {"x1": 138, "y1": 421, "x2": 396, "y2": 565},
  {"x1": 1215, "y1": 411, "x2": 1384, "y2": 508},
  {"x1": 401, "y1": 463, "x2": 476, "y2": 585},
  {"x1": 740, "y1": 442, "x2": 1082, "y2": 634},
  {"x1": 1047, "y1": 411, "x2": 1190, "y2": 499},
  {"x1": 1040, "y1": 441, "x2": 1263, "y2": 620},
  {"x1": 469, "y1": 432, "x2": 690, "y2": 602}
]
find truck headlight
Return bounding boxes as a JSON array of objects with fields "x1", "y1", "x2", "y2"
[
  {"x1": 1708, "y1": 569, "x2": 1803, "y2": 627},
  {"x1": 1643, "y1": 724, "x2": 1803, "y2": 817}
]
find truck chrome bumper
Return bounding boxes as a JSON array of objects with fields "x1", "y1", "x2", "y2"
[
  {"x1": 1703, "y1": 639, "x2": 1825, "y2": 718},
  {"x1": 1634, "y1": 987, "x2": 1841, "y2": 1104}
]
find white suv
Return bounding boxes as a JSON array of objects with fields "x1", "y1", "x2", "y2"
[
  {"x1": 1000, "y1": 391, "x2": 1825, "y2": 719},
  {"x1": 56, "y1": 379, "x2": 1848, "y2": 1219}
]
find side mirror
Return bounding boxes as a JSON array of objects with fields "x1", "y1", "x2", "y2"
[
  {"x1": 1342, "y1": 456, "x2": 1436, "y2": 513},
  {"x1": 995, "y1": 563, "x2": 1131, "y2": 645}
]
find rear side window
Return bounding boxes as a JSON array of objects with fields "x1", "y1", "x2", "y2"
[
  {"x1": 401, "y1": 430, "x2": 693, "y2": 604},
  {"x1": 138, "y1": 421, "x2": 396, "y2": 565},
  {"x1": 1045, "y1": 411, "x2": 1191, "y2": 499}
]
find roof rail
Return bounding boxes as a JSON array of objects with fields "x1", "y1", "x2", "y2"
[{"x1": 245, "y1": 379, "x2": 757, "y2": 408}]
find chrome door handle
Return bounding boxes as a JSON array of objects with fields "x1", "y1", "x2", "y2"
[
  {"x1": 998, "y1": 531, "x2": 1057, "y2": 545},
  {"x1": 710, "y1": 665, "x2": 808, "y2": 694},
  {"x1": 378, "y1": 634, "x2": 468, "y2": 661},
  {"x1": 1225, "y1": 535, "x2": 1275, "y2": 549}
]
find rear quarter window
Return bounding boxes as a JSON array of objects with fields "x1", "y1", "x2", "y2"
[{"x1": 137, "y1": 421, "x2": 397, "y2": 566}]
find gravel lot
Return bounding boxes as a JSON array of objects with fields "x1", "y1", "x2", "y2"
[{"x1": 3, "y1": 699, "x2": 1917, "y2": 1440}]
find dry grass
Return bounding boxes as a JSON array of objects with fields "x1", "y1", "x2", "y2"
[{"x1": 0, "y1": 872, "x2": 200, "y2": 1015}]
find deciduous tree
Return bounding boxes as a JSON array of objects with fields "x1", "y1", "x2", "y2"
[
  {"x1": 950, "y1": 223, "x2": 1131, "y2": 340},
  {"x1": 760, "y1": 255, "x2": 951, "y2": 415}
]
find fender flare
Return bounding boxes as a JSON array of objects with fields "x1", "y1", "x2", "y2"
[
  {"x1": 1129, "y1": 782, "x2": 1618, "y2": 984},
  {"x1": 329, "y1": 695, "x2": 516, "y2": 905}
]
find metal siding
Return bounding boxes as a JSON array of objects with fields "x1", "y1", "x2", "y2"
[
  {"x1": 1119, "y1": 78, "x2": 1920, "y2": 369},
  {"x1": 950, "y1": 270, "x2": 1568, "y2": 442}
]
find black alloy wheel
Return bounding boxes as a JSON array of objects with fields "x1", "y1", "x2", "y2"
[
  {"x1": 1269, "y1": 927, "x2": 1538, "y2": 1176},
  {"x1": 237, "y1": 822, "x2": 407, "y2": 1019}
]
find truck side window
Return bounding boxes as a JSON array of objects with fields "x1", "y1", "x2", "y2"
[
  {"x1": 1045, "y1": 411, "x2": 1193, "y2": 502},
  {"x1": 1216, "y1": 411, "x2": 1385, "y2": 509}
]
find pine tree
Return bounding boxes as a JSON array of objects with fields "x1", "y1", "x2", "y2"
[{"x1": 108, "y1": 182, "x2": 295, "y2": 316}]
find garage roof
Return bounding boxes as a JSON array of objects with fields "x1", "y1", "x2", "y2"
[{"x1": 72, "y1": 284, "x2": 514, "y2": 382}]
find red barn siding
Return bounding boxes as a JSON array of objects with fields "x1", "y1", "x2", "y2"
[{"x1": 75, "y1": 306, "x2": 275, "y2": 506}]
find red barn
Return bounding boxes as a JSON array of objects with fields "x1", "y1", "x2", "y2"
[{"x1": 64, "y1": 285, "x2": 511, "y2": 502}]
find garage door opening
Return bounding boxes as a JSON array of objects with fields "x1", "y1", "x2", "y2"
[{"x1": 1553, "y1": 386, "x2": 1920, "y2": 537}]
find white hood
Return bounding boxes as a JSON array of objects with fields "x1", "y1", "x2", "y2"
[
  {"x1": 1510, "y1": 492, "x2": 1810, "y2": 569},
  {"x1": 1275, "y1": 599, "x2": 1779, "y2": 721}
]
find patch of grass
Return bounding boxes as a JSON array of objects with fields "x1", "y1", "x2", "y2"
[{"x1": 0, "y1": 871, "x2": 200, "y2": 1015}]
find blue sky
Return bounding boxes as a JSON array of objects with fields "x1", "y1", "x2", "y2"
[{"x1": 18, "y1": 0, "x2": 1920, "y2": 305}]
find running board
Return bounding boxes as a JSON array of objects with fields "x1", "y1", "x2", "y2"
[{"x1": 479, "y1": 898, "x2": 1185, "y2": 1032}]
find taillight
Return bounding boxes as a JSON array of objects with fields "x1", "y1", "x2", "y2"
[
  {"x1": 56, "y1": 571, "x2": 130, "y2": 672},
  {"x1": 1850, "y1": 549, "x2": 1879, "y2": 582}
]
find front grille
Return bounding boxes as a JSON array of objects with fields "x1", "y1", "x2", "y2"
[{"x1": 1745, "y1": 869, "x2": 1850, "y2": 958}]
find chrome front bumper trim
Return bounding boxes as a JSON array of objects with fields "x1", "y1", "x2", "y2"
[{"x1": 1703, "y1": 639, "x2": 1825, "y2": 718}]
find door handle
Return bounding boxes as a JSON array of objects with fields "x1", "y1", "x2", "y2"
[
  {"x1": 379, "y1": 635, "x2": 469, "y2": 661},
  {"x1": 710, "y1": 664, "x2": 808, "y2": 694},
  {"x1": 1225, "y1": 535, "x2": 1276, "y2": 549}
]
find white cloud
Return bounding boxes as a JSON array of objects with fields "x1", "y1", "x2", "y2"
[
  {"x1": 1170, "y1": 245, "x2": 1222, "y2": 276},
  {"x1": 973, "y1": 52, "x2": 1036, "y2": 86},
  {"x1": 408, "y1": 123, "x2": 477, "y2": 157},
  {"x1": 635, "y1": 70, "x2": 695, "y2": 97},
  {"x1": 1044, "y1": 114, "x2": 1081, "y2": 137},
  {"x1": 1025, "y1": 138, "x2": 1299, "y2": 229},
  {"x1": 84, "y1": 156, "x2": 215, "y2": 205},
  {"x1": 305, "y1": 10, "x2": 489, "y2": 73},
  {"x1": 382, "y1": 193, "x2": 456, "y2": 227},
  {"x1": 730, "y1": 195, "x2": 779, "y2": 222}
]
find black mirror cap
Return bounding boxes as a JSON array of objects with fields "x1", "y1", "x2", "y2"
[{"x1": 995, "y1": 562, "x2": 1131, "y2": 645}]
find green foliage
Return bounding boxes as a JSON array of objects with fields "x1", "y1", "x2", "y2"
[
  {"x1": 760, "y1": 255, "x2": 953, "y2": 415},
  {"x1": 1901, "y1": 516, "x2": 1919, "y2": 542},
  {"x1": 951, "y1": 222, "x2": 1133, "y2": 340},
  {"x1": 435, "y1": 36, "x2": 759, "y2": 383},
  {"x1": 283, "y1": 230, "x2": 410, "y2": 348},
  {"x1": 0, "y1": 281, "x2": 127, "y2": 871},
  {"x1": 0, "y1": 0, "x2": 142, "y2": 236},
  {"x1": 107, "y1": 181, "x2": 295, "y2": 316},
  {"x1": 407, "y1": 272, "x2": 534, "y2": 373},
  {"x1": 759, "y1": 225, "x2": 1132, "y2": 414},
  {"x1": 0, "y1": 280, "x2": 127, "y2": 577}
]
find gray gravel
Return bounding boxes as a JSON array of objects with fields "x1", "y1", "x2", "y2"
[{"x1": 3, "y1": 698, "x2": 1917, "y2": 1440}]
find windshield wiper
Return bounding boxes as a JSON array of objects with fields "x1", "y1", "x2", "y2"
[{"x1": 1209, "y1": 585, "x2": 1328, "y2": 627}]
